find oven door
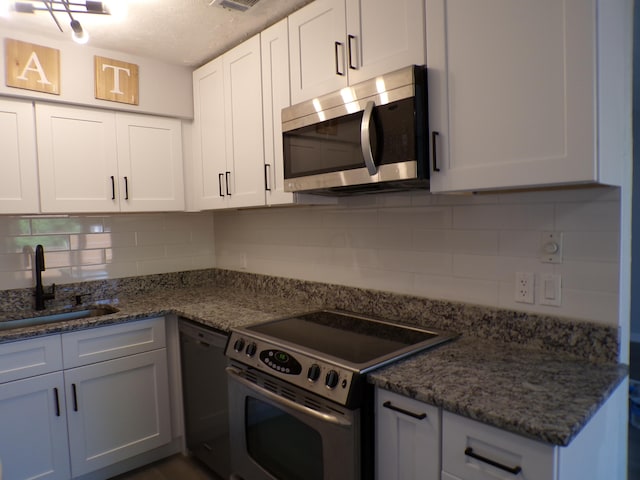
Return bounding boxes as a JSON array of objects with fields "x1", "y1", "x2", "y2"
[{"x1": 227, "y1": 366, "x2": 360, "y2": 480}]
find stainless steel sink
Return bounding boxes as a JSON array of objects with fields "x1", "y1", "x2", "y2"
[{"x1": 0, "y1": 305, "x2": 119, "y2": 331}]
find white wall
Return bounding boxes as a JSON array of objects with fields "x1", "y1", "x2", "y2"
[
  {"x1": 0, "y1": 30, "x2": 193, "y2": 119},
  {"x1": 215, "y1": 187, "x2": 621, "y2": 326},
  {"x1": 0, "y1": 212, "x2": 215, "y2": 290}
]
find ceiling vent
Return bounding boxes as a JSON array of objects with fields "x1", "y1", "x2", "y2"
[{"x1": 210, "y1": 0, "x2": 260, "y2": 12}]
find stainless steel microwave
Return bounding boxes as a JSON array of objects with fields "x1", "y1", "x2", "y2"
[{"x1": 282, "y1": 65, "x2": 429, "y2": 195}]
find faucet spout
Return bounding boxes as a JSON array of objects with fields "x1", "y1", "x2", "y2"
[{"x1": 34, "y1": 244, "x2": 55, "y2": 310}]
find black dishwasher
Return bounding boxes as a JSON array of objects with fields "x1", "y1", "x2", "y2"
[{"x1": 179, "y1": 318, "x2": 230, "y2": 479}]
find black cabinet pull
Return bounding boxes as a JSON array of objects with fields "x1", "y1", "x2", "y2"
[
  {"x1": 110, "y1": 176, "x2": 115, "y2": 200},
  {"x1": 347, "y1": 34, "x2": 357, "y2": 70},
  {"x1": 382, "y1": 400, "x2": 427, "y2": 420},
  {"x1": 53, "y1": 388, "x2": 60, "y2": 417},
  {"x1": 334, "y1": 41, "x2": 345, "y2": 76},
  {"x1": 264, "y1": 164, "x2": 271, "y2": 191},
  {"x1": 218, "y1": 173, "x2": 225, "y2": 197},
  {"x1": 72, "y1": 383, "x2": 79, "y2": 412},
  {"x1": 464, "y1": 447, "x2": 522, "y2": 475},
  {"x1": 225, "y1": 171, "x2": 231, "y2": 196},
  {"x1": 432, "y1": 131, "x2": 440, "y2": 172},
  {"x1": 124, "y1": 176, "x2": 129, "y2": 200}
]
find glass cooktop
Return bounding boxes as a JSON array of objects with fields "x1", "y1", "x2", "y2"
[{"x1": 245, "y1": 310, "x2": 453, "y2": 367}]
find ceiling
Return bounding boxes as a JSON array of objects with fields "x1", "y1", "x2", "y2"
[{"x1": 0, "y1": 0, "x2": 313, "y2": 67}]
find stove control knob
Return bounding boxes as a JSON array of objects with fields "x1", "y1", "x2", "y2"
[
  {"x1": 233, "y1": 338, "x2": 245, "y2": 352},
  {"x1": 307, "y1": 364, "x2": 321, "y2": 382},
  {"x1": 325, "y1": 370, "x2": 339, "y2": 389},
  {"x1": 246, "y1": 342, "x2": 257, "y2": 357}
]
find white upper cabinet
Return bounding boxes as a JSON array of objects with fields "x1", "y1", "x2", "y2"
[
  {"x1": 426, "y1": 0, "x2": 632, "y2": 193},
  {"x1": 36, "y1": 103, "x2": 184, "y2": 213},
  {"x1": 116, "y1": 113, "x2": 184, "y2": 212},
  {"x1": 289, "y1": 0, "x2": 347, "y2": 104},
  {"x1": 345, "y1": 0, "x2": 425, "y2": 85},
  {"x1": 261, "y1": 18, "x2": 295, "y2": 206},
  {"x1": 289, "y1": 0, "x2": 425, "y2": 104},
  {"x1": 192, "y1": 34, "x2": 266, "y2": 210},
  {"x1": 0, "y1": 98, "x2": 40, "y2": 214},
  {"x1": 193, "y1": 57, "x2": 227, "y2": 210},
  {"x1": 36, "y1": 103, "x2": 119, "y2": 213},
  {"x1": 223, "y1": 34, "x2": 266, "y2": 209}
]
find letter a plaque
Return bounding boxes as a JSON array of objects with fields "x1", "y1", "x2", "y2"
[
  {"x1": 5, "y1": 39, "x2": 60, "y2": 95},
  {"x1": 94, "y1": 56, "x2": 139, "y2": 105}
]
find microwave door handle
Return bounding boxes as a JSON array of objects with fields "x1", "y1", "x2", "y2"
[{"x1": 361, "y1": 101, "x2": 377, "y2": 175}]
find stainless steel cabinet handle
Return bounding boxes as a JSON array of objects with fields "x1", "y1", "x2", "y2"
[
  {"x1": 347, "y1": 34, "x2": 357, "y2": 70},
  {"x1": 464, "y1": 447, "x2": 522, "y2": 475},
  {"x1": 382, "y1": 400, "x2": 427, "y2": 420},
  {"x1": 361, "y1": 101, "x2": 377, "y2": 175},
  {"x1": 226, "y1": 366, "x2": 351, "y2": 427},
  {"x1": 334, "y1": 41, "x2": 345, "y2": 76}
]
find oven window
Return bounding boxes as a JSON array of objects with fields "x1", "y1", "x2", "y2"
[{"x1": 246, "y1": 397, "x2": 323, "y2": 480}]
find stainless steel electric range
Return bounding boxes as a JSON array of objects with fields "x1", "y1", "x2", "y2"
[{"x1": 225, "y1": 309, "x2": 456, "y2": 480}]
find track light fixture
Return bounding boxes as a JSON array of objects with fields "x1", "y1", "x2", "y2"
[{"x1": 10, "y1": 1, "x2": 111, "y2": 44}]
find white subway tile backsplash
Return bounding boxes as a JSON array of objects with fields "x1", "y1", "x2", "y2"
[
  {"x1": 214, "y1": 188, "x2": 620, "y2": 325},
  {"x1": 453, "y1": 204, "x2": 555, "y2": 230},
  {"x1": 0, "y1": 213, "x2": 216, "y2": 289},
  {"x1": 555, "y1": 201, "x2": 620, "y2": 231},
  {"x1": 562, "y1": 231, "x2": 620, "y2": 262}
]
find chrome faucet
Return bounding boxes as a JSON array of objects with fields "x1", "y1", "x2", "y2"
[{"x1": 34, "y1": 244, "x2": 55, "y2": 310}]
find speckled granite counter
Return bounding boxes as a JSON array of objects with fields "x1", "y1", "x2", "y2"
[
  {"x1": 0, "y1": 268, "x2": 628, "y2": 448},
  {"x1": 367, "y1": 336, "x2": 627, "y2": 446}
]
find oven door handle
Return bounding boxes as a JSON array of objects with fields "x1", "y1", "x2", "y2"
[
  {"x1": 226, "y1": 367, "x2": 352, "y2": 428},
  {"x1": 361, "y1": 100, "x2": 377, "y2": 176}
]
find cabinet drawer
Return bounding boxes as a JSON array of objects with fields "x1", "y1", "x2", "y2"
[
  {"x1": 62, "y1": 317, "x2": 166, "y2": 369},
  {"x1": 0, "y1": 335, "x2": 63, "y2": 383},
  {"x1": 442, "y1": 411, "x2": 555, "y2": 480}
]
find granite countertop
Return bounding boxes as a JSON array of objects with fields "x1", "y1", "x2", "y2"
[{"x1": 0, "y1": 279, "x2": 627, "y2": 448}]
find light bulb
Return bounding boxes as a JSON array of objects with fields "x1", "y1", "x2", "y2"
[{"x1": 70, "y1": 19, "x2": 90, "y2": 44}]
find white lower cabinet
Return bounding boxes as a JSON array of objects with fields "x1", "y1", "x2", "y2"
[
  {"x1": 0, "y1": 371, "x2": 71, "y2": 480},
  {"x1": 0, "y1": 317, "x2": 172, "y2": 480},
  {"x1": 378, "y1": 379, "x2": 627, "y2": 480},
  {"x1": 376, "y1": 388, "x2": 441, "y2": 480},
  {"x1": 65, "y1": 349, "x2": 171, "y2": 477}
]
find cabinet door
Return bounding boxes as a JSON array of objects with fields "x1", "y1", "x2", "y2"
[
  {"x1": 0, "y1": 372, "x2": 71, "y2": 480},
  {"x1": 261, "y1": 18, "x2": 294, "y2": 207},
  {"x1": 345, "y1": 0, "x2": 425, "y2": 85},
  {"x1": 116, "y1": 113, "x2": 184, "y2": 212},
  {"x1": 375, "y1": 389, "x2": 441, "y2": 480},
  {"x1": 0, "y1": 98, "x2": 40, "y2": 214},
  {"x1": 65, "y1": 349, "x2": 171, "y2": 477},
  {"x1": 288, "y1": 0, "x2": 348, "y2": 104},
  {"x1": 223, "y1": 34, "x2": 266, "y2": 209},
  {"x1": 36, "y1": 103, "x2": 119, "y2": 212},
  {"x1": 427, "y1": 0, "x2": 596, "y2": 192},
  {"x1": 193, "y1": 56, "x2": 228, "y2": 210}
]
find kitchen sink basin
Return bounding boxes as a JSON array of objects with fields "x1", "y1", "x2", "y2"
[{"x1": 0, "y1": 305, "x2": 119, "y2": 331}]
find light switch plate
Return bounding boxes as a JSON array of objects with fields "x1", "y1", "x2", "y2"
[
  {"x1": 540, "y1": 273, "x2": 561, "y2": 306},
  {"x1": 540, "y1": 231, "x2": 563, "y2": 263}
]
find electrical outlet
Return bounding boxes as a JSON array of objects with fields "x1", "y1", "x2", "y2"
[{"x1": 515, "y1": 272, "x2": 535, "y2": 304}]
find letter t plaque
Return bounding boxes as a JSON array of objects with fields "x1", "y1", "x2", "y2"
[{"x1": 94, "y1": 56, "x2": 139, "y2": 105}]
